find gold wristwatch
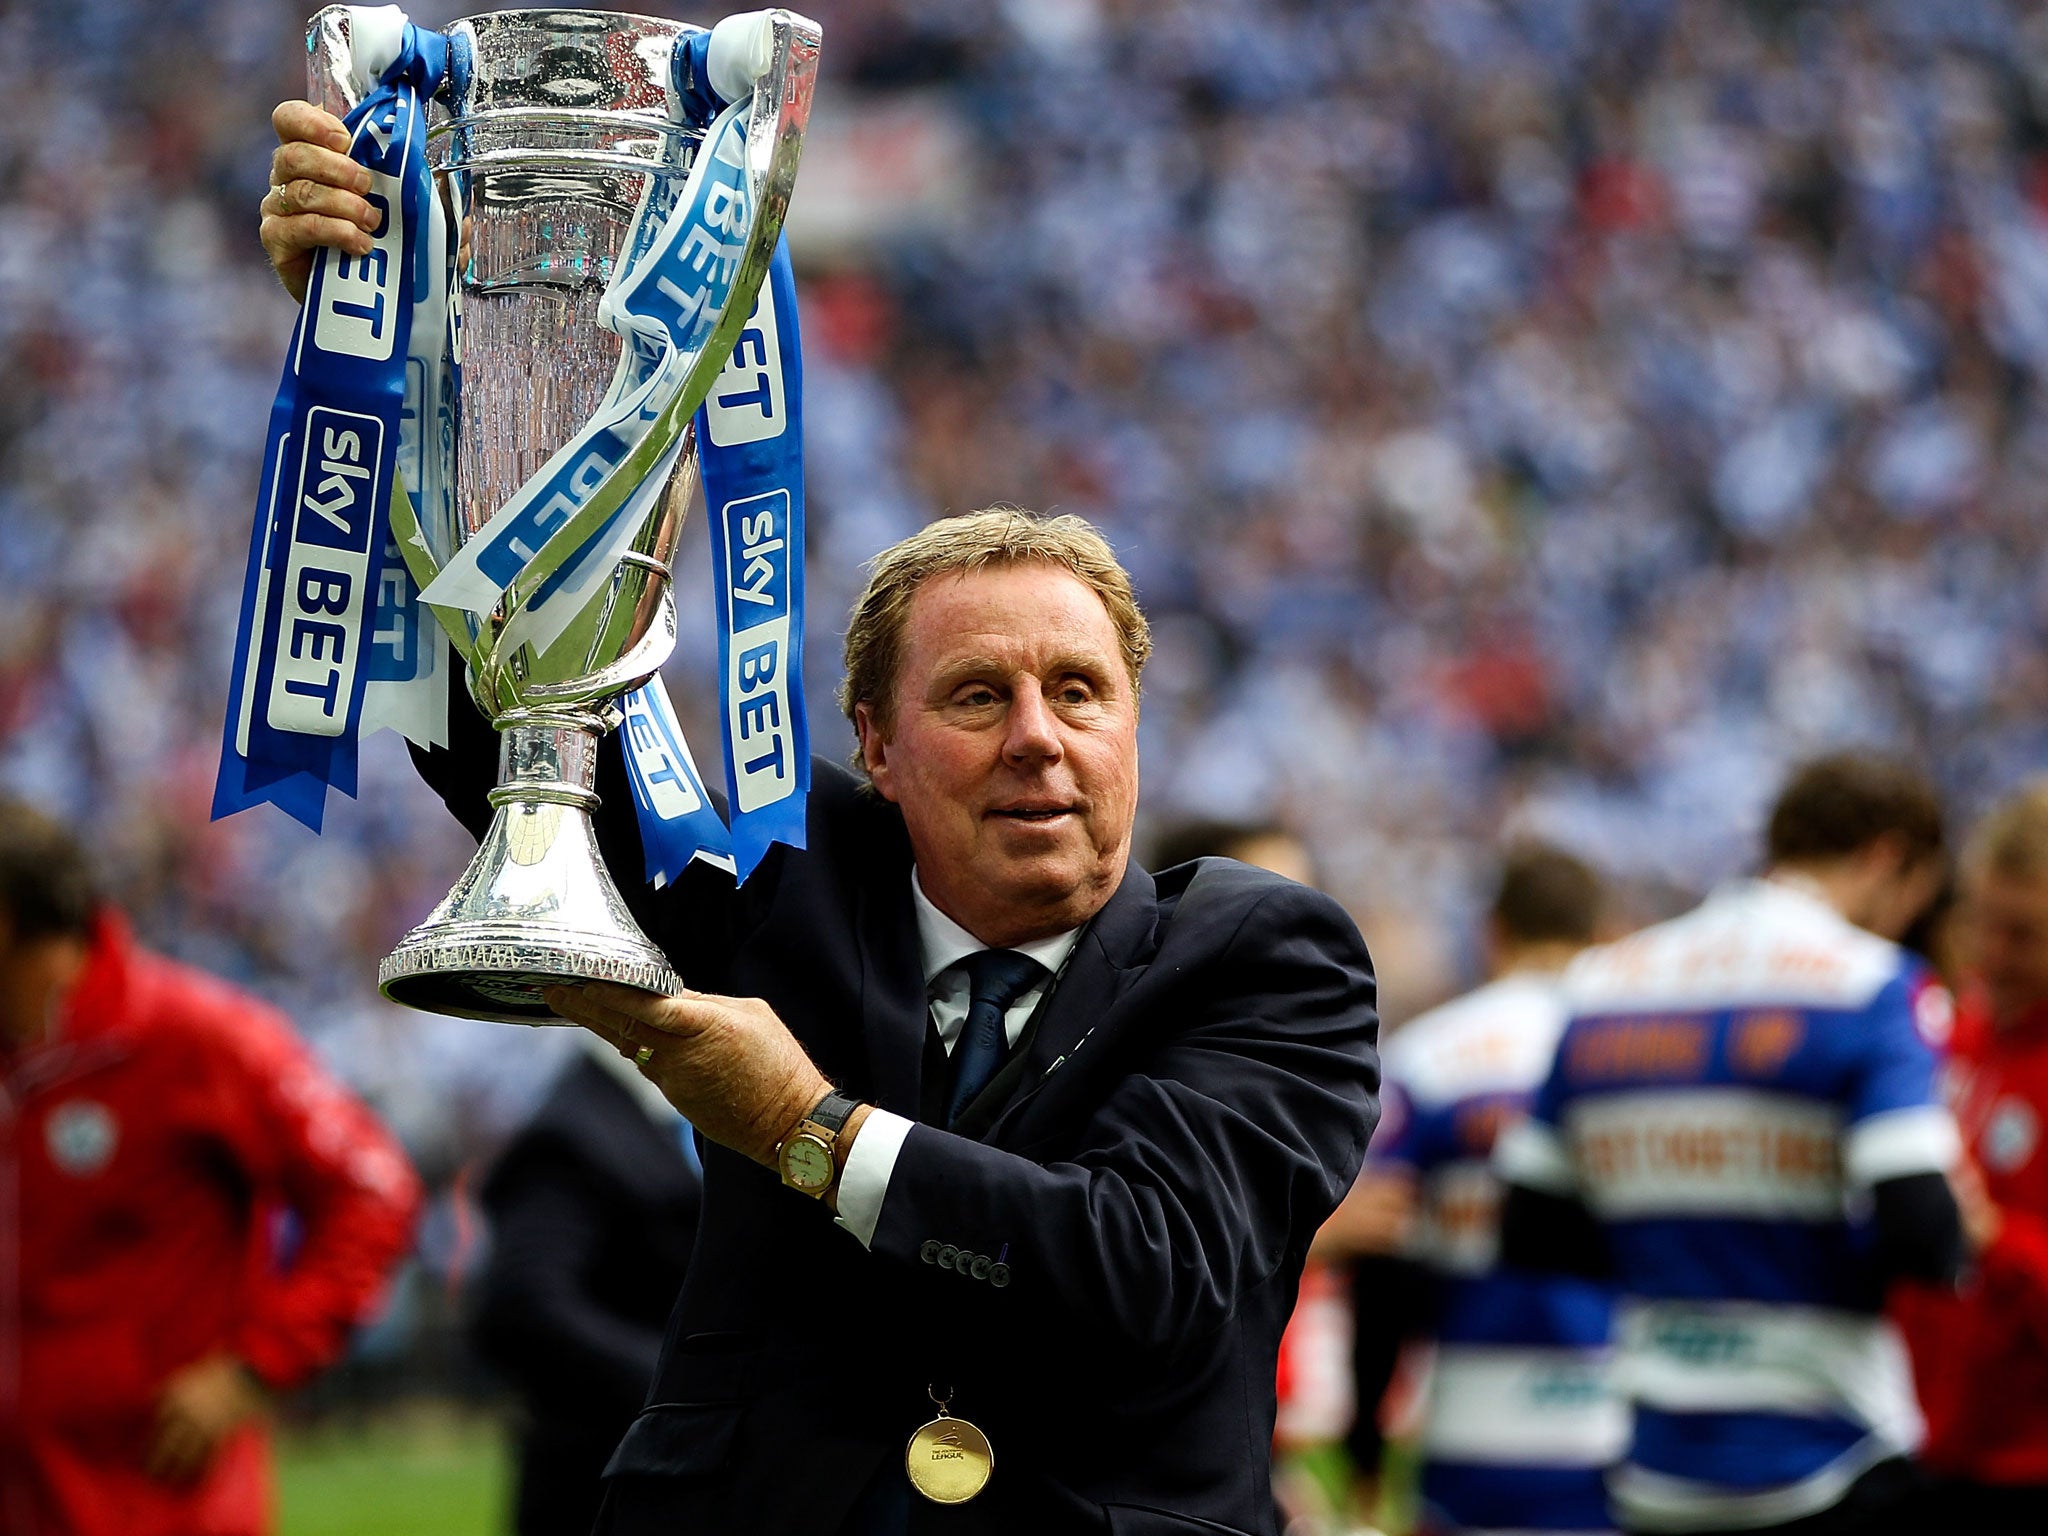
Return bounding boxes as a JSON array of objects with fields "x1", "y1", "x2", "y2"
[{"x1": 776, "y1": 1089, "x2": 861, "y2": 1198}]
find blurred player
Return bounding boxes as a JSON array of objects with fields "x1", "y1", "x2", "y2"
[
  {"x1": 0, "y1": 799, "x2": 420, "y2": 1536},
  {"x1": 1353, "y1": 843, "x2": 1625, "y2": 1535},
  {"x1": 1496, "y1": 755, "x2": 1964, "y2": 1536},
  {"x1": 470, "y1": 1032, "x2": 703, "y2": 1536},
  {"x1": 1893, "y1": 778, "x2": 2048, "y2": 1529}
]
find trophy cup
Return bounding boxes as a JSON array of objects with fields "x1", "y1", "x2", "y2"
[{"x1": 297, "y1": 7, "x2": 819, "y2": 1023}]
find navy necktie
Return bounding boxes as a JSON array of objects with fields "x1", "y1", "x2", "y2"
[{"x1": 943, "y1": 948, "x2": 1047, "y2": 1127}]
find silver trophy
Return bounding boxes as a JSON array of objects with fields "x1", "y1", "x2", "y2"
[{"x1": 302, "y1": 7, "x2": 819, "y2": 1022}]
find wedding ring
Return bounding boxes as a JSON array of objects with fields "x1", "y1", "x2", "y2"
[
  {"x1": 269, "y1": 183, "x2": 293, "y2": 216},
  {"x1": 633, "y1": 1045, "x2": 656, "y2": 1068}
]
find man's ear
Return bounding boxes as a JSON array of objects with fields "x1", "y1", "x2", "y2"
[{"x1": 854, "y1": 702, "x2": 897, "y2": 802}]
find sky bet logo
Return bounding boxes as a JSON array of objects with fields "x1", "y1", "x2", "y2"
[
  {"x1": 622, "y1": 690, "x2": 708, "y2": 821},
  {"x1": 704, "y1": 285, "x2": 786, "y2": 448},
  {"x1": 312, "y1": 89, "x2": 406, "y2": 364},
  {"x1": 312, "y1": 176, "x2": 403, "y2": 362},
  {"x1": 266, "y1": 408, "x2": 383, "y2": 737},
  {"x1": 722, "y1": 490, "x2": 794, "y2": 813}
]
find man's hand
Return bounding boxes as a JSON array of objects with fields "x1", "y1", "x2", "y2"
[
  {"x1": 261, "y1": 102, "x2": 381, "y2": 304},
  {"x1": 146, "y1": 1354, "x2": 269, "y2": 1483},
  {"x1": 546, "y1": 982, "x2": 836, "y2": 1169},
  {"x1": 1951, "y1": 1155, "x2": 2004, "y2": 1254},
  {"x1": 1309, "y1": 1168, "x2": 1417, "y2": 1261}
]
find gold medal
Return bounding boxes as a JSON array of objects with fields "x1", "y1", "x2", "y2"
[{"x1": 905, "y1": 1387, "x2": 992, "y2": 1504}]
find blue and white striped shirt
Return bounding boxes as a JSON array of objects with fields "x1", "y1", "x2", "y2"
[
  {"x1": 1381, "y1": 972, "x2": 1625, "y2": 1536},
  {"x1": 1496, "y1": 878, "x2": 1959, "y2": 1533}
]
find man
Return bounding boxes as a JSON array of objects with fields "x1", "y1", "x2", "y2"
[
  {"x1": 266, "y1": 103, "x2": 1378, "y2": 1536},
  {"x1": 0, "y1": 798, "x2": 420, "y2": 1535},
  {"x1": 1352, "y1": 844, "x2": 1625, "y2": 1536},
  {"x1": 502, "y1": 515, "x2": 1374, "y2": 1534},
  {"x1": 1495, "y1": 756, "x2": 1965, "y2": 1536},
  {"x1": 470, "y1": 1033, "x2": 703, "y2": 1536},
  {"x1": 263, "y1": 87, "x2": 1380, "y2": 1532},
  {"x1": 1893, "y1": 779, "x2": 2048, "y2": 1528}
]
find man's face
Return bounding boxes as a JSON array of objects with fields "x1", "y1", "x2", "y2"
[
  {"x1": 856, "y1": 562, "x2": 1139, "y2": 947},
  {"x1": 0, "y1": 919, "x2": 87, "y2": 1052},
  {"x1": 1962, "y1": 867, "x2": 2048, "y2": 1025}
]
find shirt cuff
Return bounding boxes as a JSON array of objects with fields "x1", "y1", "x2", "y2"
[
  {"x1": 833, "y1": 1107, "x2": 914, "y2": 1249},
  {"x1": 1844, "y1": 1104, "x2": 1961, "y2": 1189},
  {"x1": 1494, "y1": 1117, "x2": 1576, "y2": 1195}
]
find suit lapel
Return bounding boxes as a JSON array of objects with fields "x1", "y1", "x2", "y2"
[
  {"x1": 982, "y1": 860, "x2": 1159, "y2": 1141},
  {"x1": 856, "y1": 873, "x2": 928, "y2": 1116}
]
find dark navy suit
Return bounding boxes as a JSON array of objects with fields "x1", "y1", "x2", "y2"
[
  {"x1": 416, "y1": 724, "x2": 1380, "y2": 1536},
  {"x1": 470, "y1": 1051, "x2": 702, "y2": 1536}
]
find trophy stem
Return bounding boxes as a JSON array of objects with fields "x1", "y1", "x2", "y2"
[{"x1": 379, "y1": 715, "x2": 684, "y2": 1023}]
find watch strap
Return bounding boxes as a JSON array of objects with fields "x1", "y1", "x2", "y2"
[{"x1": 806, "y1": 1088, "x2": 860, "y2": 1135}]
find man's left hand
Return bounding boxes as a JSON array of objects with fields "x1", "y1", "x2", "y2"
[
  {"x1": 1951, "y1": 1155, "x2": 2005, "y2": 1254},
  {"x1": 147, "y1": 1354, "x2": 269, "y2": 1483},
  {"x1": 546, "y1": 983, "x2": 833, "y2": 1168}
]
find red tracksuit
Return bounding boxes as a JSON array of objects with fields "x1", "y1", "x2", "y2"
[
  {"x1": 0, "y1": 913, "x2": 421, "y2": 1535},
  {"x1": 1895, "y1": 991, "x2": 2048, "y2": 1487}
]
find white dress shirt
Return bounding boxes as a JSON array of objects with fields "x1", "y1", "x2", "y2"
[{"x1": 832, "y1": 870, "x2": 1081, "y2": 1247}]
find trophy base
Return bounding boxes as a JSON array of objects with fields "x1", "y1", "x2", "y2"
[
  {"x1": 379, "y1": 717, "x2": 684, "y2": 1024},
  {"x1": 379, "y1": 923, "x2": 683, "y2": 1024}
]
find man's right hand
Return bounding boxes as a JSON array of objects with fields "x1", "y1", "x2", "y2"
[
  {"x1": 1309, "y1": 1167, "x2": 1417, "y2": 1260},
  {"x1": 260, "y1": 102, "x2": 381, "y2": 305}
]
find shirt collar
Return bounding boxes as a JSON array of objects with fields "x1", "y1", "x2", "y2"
[{"x1": 911, "y1": 868, "x2": 1083, "y2": 986}]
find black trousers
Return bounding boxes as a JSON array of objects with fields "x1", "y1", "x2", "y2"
[{"x1": 1623, "y1": 1458, "x2": 1923, "y2": 1536}]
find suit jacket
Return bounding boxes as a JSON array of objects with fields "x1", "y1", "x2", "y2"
[
  {"x1": 416, "y1": 723, "x2": 1380, "y2": 1536},
  {"x1": 470, "y1": 1052, "x2": 702, "y2": 1536}
]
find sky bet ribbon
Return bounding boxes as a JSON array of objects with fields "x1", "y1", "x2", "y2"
[
  {"x1": 214, "y1": 15, "x2": 447, "y2": 830},
  {"x1": 412, "y1": 26, "x2": 805, "y2": 883},
  {"x1": 213, "y1": 9, "x2": 755, "y2": 884},
  {"x1": 679, "y1": 30, "x2": 810, "y2": 883}
]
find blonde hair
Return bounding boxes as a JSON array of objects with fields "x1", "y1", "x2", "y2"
[
  {"x1": 1966, "y1": 777, "x2": 2048, "y2": 883},
  {"x1": 839, "y1": 507, "x2": 1152, "y2": 731}
]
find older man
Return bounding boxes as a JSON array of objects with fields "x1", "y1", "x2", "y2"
[{"x1": 260, "y1": 106, "x2": 1381, "y2": 1536}]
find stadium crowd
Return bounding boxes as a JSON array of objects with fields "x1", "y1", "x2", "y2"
[{"x1": 5, "y1": 0, "x2": 2048, "y2": 1500}]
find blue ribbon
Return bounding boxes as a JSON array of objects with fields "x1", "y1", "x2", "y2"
[
  {"x1": 214, "y1": 23, "x2": 449, "y2": 830},
  {"x1": 678, "y1": 34, "x2": 810, "y2": 883},
  {"x1": 619, "y1": 681, "x2": 735, "y2": 884},
  {"x1": 217, "y1": 19, "x2": 805, "y2": 889}
]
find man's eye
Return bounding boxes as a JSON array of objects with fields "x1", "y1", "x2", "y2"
[
  {"x1": 956, "y1": 687, "x2": 998, "y2": 708},
  {"x1": 1057, "y1": 683, "x2": 1094, "y2": 705}
]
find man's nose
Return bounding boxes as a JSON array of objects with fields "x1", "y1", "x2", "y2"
[{"x1": 1002, "y1": 688, "x2": 1063, "y2": 762}]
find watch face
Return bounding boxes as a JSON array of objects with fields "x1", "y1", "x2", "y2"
[{"x1": 783, "y1": 1134, "x2": 833, "y2": 1191}]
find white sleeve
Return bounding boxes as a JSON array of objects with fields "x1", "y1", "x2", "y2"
[
  {"x1": 1843, "y1": 1103, "x2": 1961, "y2": 1189},
  {"x1": 832, "y1": 1107, "x2": 915, "y2": 1249}
]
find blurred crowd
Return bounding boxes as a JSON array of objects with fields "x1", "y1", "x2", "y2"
[{"x1": 6, "y1": 0, "x2": 2048, "y2": 1382}]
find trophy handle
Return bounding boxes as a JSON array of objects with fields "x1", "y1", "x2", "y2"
[{"x1": 486, "y1": 9, "x2": 821, "y2": 635}]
